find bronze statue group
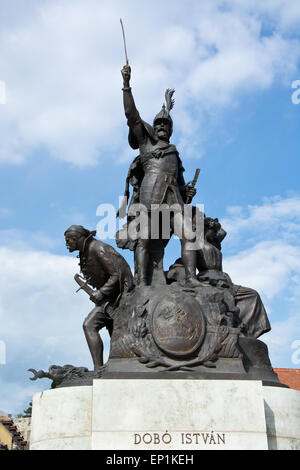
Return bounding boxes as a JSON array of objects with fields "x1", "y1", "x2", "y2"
[{"x1": 64, "y1": 64, "x2": 270, "y2": 373}]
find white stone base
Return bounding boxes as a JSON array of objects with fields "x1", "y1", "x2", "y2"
[
  {"x1": 30, "y1": 380, "x2": 300, "y2": 450},
  {"x1": 263, "y1": 386, "x2": 300, "y2": 450},
  {"x1": 30, "y1": 386, "x2": 93, "y2": 450}
]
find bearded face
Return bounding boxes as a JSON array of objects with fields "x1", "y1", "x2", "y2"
[{"x1": 153, "y1": 118, "x2": 171, "y2": 142}]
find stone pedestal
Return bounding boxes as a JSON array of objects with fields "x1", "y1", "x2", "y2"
[{"x1": 30, "y1": 380, "x2": 300, "y2": 450}]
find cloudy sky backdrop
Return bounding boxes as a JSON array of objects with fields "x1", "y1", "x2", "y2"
[{"x1": 1, "y1": 0, "x2": 300, "y2": 415}]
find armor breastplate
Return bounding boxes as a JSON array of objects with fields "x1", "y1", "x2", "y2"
[
  {"x1": 139, "y1": 150, "x2": 183, "y2": 208},
  {"x1": 142, "y1": 153, "x2": 178, "y2": 178}
]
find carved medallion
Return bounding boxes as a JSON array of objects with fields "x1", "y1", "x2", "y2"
[{"x1": 151, "y1": 294, "x2": 206, "y2": 357}]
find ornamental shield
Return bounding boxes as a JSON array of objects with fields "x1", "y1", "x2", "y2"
[{"x1": 150, "y1": 294, "x2": 206, "y2": 357}]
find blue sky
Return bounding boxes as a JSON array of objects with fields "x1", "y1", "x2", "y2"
[{"x1": 0, "y1": 0, "x2": 300, "y2": 415}]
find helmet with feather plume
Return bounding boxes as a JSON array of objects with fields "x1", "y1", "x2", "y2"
[{"x1": 153, "y1": 89, "x2": 175, "y2": 136}]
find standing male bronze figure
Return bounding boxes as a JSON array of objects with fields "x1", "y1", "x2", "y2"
[
  {"x1": 120, "y1": 64, "x2": 200, "y2": 286},
  {"x1": 64, "y1": 225, "x2": 133, "y2": 370}
]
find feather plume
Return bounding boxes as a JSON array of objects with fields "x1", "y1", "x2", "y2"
[{"x1": 165, "y1": 88, "x2": 175, "y2": 113}]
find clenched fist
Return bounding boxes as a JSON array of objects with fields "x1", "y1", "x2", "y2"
[
  {"x1": 121, "y1": 64, "x2": 131, "y2": 86},
  {"x1": 185, "y1": 185, "x2": 197, "y2": 203}
]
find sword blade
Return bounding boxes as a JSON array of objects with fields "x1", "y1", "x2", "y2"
[
  {"x1": 74, "y1": 274, "x2": 95, "y2": 297},
  {"x1": 120, "y1": 18, "x2": 129, "y2": 65}
]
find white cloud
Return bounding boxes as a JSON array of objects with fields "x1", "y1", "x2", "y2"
[
  {"x1": 0, "y1": 0, "x2": 299, "y2": 166},
  {"x1": 222, "y1": 195, "x2": 300, "y2": 247},
  {"x1": 0, "y1": 229, "x2": 60, "y2": 252},
  {"x1": 226, "y1": 0, "x2": 300, "y2": 32},
  {"x1": 223, "y1": 240, "x2": 300, "y2": 299}
]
